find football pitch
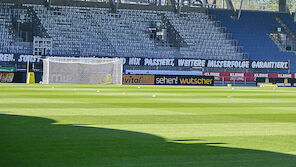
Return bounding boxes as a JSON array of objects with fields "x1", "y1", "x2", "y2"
[{"x1": 0, "y1": 83, "x2": 296, "y2": 167}]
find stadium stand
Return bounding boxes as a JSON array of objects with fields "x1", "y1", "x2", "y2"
[
  {"x1": 0, "y1": 4, "x2": 33, "y2": 54},
  {"x1": 0, "y1": 1, "x2": 296, "y2": 77},
  {"x1": 209, "y1": 9, "x2": 296, "y2": 73},
  {"x1": 31, "y1": 5, "x2": 247, "y2": 60},
  {"x1": 2, "y1": 3, "x2": 247, "y2": 60},
  {"x1": 166, "y1": 12, "x2": 247, "y2": 60}
]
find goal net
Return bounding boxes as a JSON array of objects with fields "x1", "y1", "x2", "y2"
[{"x1": 42, "y1": 57, "x2": 123, "y2": 84}]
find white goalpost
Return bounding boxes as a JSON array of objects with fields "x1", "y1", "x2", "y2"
[{"x1": 42, "y1": 57, "x2": 123, "y2": 85}]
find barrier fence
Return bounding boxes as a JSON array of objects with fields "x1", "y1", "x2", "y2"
[{"x1": 1, "y1": 72, "x2": 296, "y2": 87}]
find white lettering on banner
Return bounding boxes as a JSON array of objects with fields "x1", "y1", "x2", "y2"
[
  {"x1": 122, "y1": 58, "x2": 126, "y2": 65},
  {"x1": 128, "y1": 58, "x2": 141, "y2": 65},
  {"x1": 278, "y1": 74, "x2": 292, "y2": 78},
  {"x1": 18, "y1": 55, "x2": 41, "y2": 63},
  {"x1": 0, "y1": 53, "x2": 291, "y2": 70},
  {"x1": 203, "y1": 72, "x2": 221, "y2": 80},
  {"x1": 0, "y1": 54, "x2": 14, "y2": 62},
  {"x1": 100, "y1": 57, "x2": 126, "y2": 65},
  {"x1": 251, "y1": 61, "x2": 289, "y2": 69},
  {"x1": 155, "y1": 76, "x2": 178, "y2": 84},
  {"x1": 207, "y1": 60, "x2": 250, "y2": 68},
  {"x1": 230, "y1": 73, "x2": 244, "y2": 77},
  {"x1": 203, "y1": 72, "x2": 220, "y2": 77},
  {"x1": 178, "y1": 59, "x2": 206, "y2": 67},
  {"x1": 144, "y1": 58, "x2": 174, "y2": 66},
  {"x1": 206, "y1": 60, "x2": 215, "y2": 68},
  {"x1": 254, "y1": 73, "x2": 268, "y2": 78}
]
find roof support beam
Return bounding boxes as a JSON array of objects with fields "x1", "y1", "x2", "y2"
[
  {"x1": 169, "y1": 0, "x2": 177, "y2": 13},
  {"x1": 169, "y1": 0, "x2": 183, "y2": 14},
  {"x1": 225, "y1": 0, "x2": 237, "y2": 19},
  {"x1": 109, "y1": 0, "x2": 119, "y2": 13},
  {"x1": 279, "y1": 0, "x2": 288, "y2": 12},
  {"x1": 294, "y1": 10, "x2": 296, "y2": 22},
  {"x1": 237, "y1": 0, "x2": 243, "y2": 19},
  {"x1": 177, "y1": 0, "x2": 184, "y2": 14},
  {"x1": 225, "y1": 0, "x2": 235, "y2": 10},
  {"x1": 202, "y1": 0, "x2": 208, "y2": 7},
  {"x1": 45, "y1": 0, "x2": 51, "y2": 7}
]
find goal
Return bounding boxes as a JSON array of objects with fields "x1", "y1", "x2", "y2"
[{"x1": 42, "y1": 57, "x2": 123, "y2": 84}]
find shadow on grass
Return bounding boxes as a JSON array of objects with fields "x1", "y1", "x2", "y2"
[{"x1": 0, "y1": 114, "x2": 295, "y2": 167}]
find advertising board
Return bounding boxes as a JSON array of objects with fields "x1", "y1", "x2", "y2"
[
  {"x1": 154, "y1": 75, "x2": 214, "y2": 86},
  {"x1": 122, "y1": 74, "x2": 214, "y2": 86},
  {"x1": 203, "y1": 72, "x2": 295, "y2": 81},
  {"x1": 122, "y1": 75, "x2": 155, "y2": 85},
  {"x1": 0, "y1": 72, "x2": 14, "y2": 82},
  {"x1": 256, "y1": 77, "x2": 294, "y2": 87}
]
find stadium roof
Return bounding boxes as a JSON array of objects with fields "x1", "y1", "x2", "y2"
[{"x1": 0, "y1": 0, "x2": 293, "y2": 13}]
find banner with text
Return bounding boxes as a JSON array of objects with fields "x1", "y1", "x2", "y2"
[
  {"x1": 122, "y1": 75, "x2": 155, "y2": 85},
  {"x1": 203, "y1": 72, "x2": 295, "y2": 81},
  {"x1": 126, "y1": 57, "x2": 289, "y2": 69},
  {"x1": 155, "y1": 75, "x2": 214, "y2": 86},
  {"x1": 0, "y1": 53, "x2": 290, "y2": 69}
]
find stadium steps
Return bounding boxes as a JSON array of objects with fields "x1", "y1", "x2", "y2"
[
  {"x1": 273, "y1": 16, "x2": 296, "y2": 52},
  {"x1": 27, "y1": 6, "x2": 50, "y2": 38},
  {"x1": 205, "y1": 12, "x2": 248, "y2": 60},
  {"x1": 0, "y1": 5, "x2": 33, "y2": 54},
  {"x1": 208, "y1": 9, "x2": 296, "y2": 73},
  {"x1": 158, "y1": 13, "x2": 187, "y2": 48},
  {"x1": 275, "y1": 16, "x2": 296, "y2": 42},
  {"x1": 269, "y1": 33, "x2": 286, "y2": 51},
  {"x1": 165, "y1": 11, "x2": 248, "y2": 61}
]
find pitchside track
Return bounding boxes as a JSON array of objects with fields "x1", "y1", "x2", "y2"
[{"x1": 0, "y1": 83, "x2": 296, "y2": 167}]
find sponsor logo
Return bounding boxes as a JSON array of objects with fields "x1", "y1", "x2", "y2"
[
  {"x1": 276, "y1": 83, "x2": 292, "y2": 87},
  {"x1": 203, "y1": 72, "x2": 220, "y2": 77},
  {"x1": 256, "y1": 77, "x2": 296, "y2": 87},
  {"x1": 155, "y1": 75, "x2": 214, "y2": 86},
  {"x1": 179, "y1": 77, "x2": 213, "y2": 85},
  {"x1": 254, "y1": 73, "x2": 268, "y2": 78},
  {"x1": 230, "y1": 73, "x2": 244, "y2": 77},
  {"x1": 278, "y1": 74, "x2": 292, "y2": 78},
  {"x1": 6, "y1": 73, "x2": 14, "y2": 82},
  {"x1": 155, "y1": 76, "x2": 178, "y2": 85},
  {"x1": 0, "y1": 72, "x2": 14, "y2": 83},
  {"x1": 123, "y1": 75, "x2": 154, "y2": 85}
]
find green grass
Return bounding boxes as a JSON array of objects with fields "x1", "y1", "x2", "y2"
[{"x1": 0, "y1": 83, "x2": 296, "y2": 167}]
